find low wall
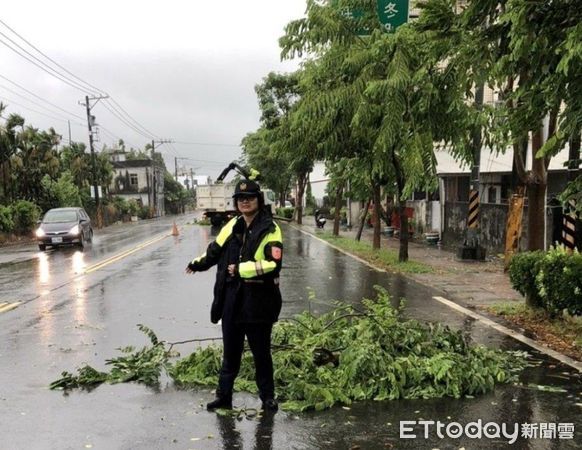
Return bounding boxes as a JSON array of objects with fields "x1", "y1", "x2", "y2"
[{"x1": 443, "y1": 202, "x2": 513, "y2": 254}]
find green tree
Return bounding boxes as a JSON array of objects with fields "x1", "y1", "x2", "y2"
[
  {"x1": 280, "y1": 1, "x2": 472, "y2": 259},
  {"x1": 0, "y1": 110, "x2": 23, "y2": 203},
  {"x1": 164, "y1": 171, "x2": 188, "y2": 214},
  {"x1": 242, "y1": 128, "x2": 292, "y2": 206},
  {"x1": 244, "y1": 71, "x2": 314, "y2": 223},
  {"x1": 11, "y1": 124, "x2": 61, "y2": 203},
  {"x1": 95, "y1": 152, "x2": 114, "y2": 196},
  {"x1": 60, "y1": 142, "x2": 89, "y2": 189},
  {"x1": 419, "y1": 0, "x2": 582, "y2": 250},
  {"x1": 255, "y1": 72, "x2": 301, "y2": 129},
  {"x1": 40, "y1": 171, "x2": 83, "y2": 210}
]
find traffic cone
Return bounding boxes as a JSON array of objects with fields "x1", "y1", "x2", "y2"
[{"x1": 171, "y1": 222, "x2": 179, "y2": 236}]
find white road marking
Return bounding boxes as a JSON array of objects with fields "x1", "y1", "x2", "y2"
[
  {"x1": 432, "y1": 296, "x2": 582, "y2": 372},
  {"x1": 292, "y1": 224, "x2": 582, "y2": 372}
]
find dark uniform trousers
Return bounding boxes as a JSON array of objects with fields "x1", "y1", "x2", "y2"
[{"x1": 218, "y1": 318, "x2": 274, "y2": 401}]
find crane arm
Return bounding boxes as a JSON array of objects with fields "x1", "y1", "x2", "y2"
[{"x1": 215, "y1": 162, "x2": 261, "y2": 183}]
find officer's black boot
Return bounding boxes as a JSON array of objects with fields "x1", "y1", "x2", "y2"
[
  {"x1": 206, "y1": 390, "x2": 232, "y2": 411},
  {"x1": 261, "y1": 398, "x2": 278, "y2": 412}
]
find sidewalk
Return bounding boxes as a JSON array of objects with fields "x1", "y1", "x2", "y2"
[{"x1": 295, "y1": 217, "x2": 523, "y2": 309}]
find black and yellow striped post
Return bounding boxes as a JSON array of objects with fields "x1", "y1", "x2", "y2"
[
  {"x1": 458, "y1": 84, "x2": 486, "y2": 260},
  {"x1": 468, "y1": 190, "x2": 480, "y2": 230},
  {"x1": 562, "y1": 200, "x2": 576, "y2": 251}
]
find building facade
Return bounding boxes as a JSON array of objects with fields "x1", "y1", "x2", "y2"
[{"x1": 108, "y1": 153, "x2": 165, "y2": 217}]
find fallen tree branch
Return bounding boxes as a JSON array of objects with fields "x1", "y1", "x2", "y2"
[{"x1": 165, "y1": 337, "x2": 223, "y2": 352}]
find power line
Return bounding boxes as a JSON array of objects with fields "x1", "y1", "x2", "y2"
[
  {"x1": 181, "y1": 157, "x2": 233, "y2": 164},
  {"x1": 0, "y1": 18, "x2": 107, "y2": 96},
  {"x1": 165, "y1": 143, "x2": 179, "y2": 157},
  {"x1": 0, "y1": 95, "x2": 83, "y2": 127},
  {"x1": 0, "y1": 33, "x2": 95, "y2": 94},
  {"x1": 0, "y1": 73, "x2": 86, "y2": 120},
  {"x1": 173, "y1": 140, "x2": 241, "y2": 147},
  {"x1": 99, "y1": 127, "x2": 126, "y2": 147},
  {"x1": 0, "y1": 19, "x2": 161, "y2": 145},
  {"x1": 98, "y1": 101, "x2": 156, "y2": 140},
  {"x1": 0, "y1": 83, "x2": 85, "y2": 125},
  {"x1": 98, "y1": 125, "x2": 143, "y2": 150},
  {"x1": 107, "y1": 98, "x2": 159, "y2": 139}
]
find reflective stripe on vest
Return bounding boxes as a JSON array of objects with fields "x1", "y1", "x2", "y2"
[
  {"x1": 192, "y1": 251, "x2": 206, "y2": 264},
  {"x1": 239, "y1": 260, "x2": 278, "y2": 278},
  {"x1": 216, "y1": 217, "x2": 238, "y2": 246},
  {"x1": 189, "y1": 217, "x2": 238, "y2": 264},
  {"x1": 253, "y1": 223, "x2": 283, "y2": 261},
  {"x1": 239, "y1": 222, "x2": 282, "y2": 279}
]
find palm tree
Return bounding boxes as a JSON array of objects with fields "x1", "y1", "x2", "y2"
[{"x1": 0, "y1": 109, "x2": 24, "y2": 202}]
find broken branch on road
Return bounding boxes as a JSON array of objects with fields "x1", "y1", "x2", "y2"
[{"x1": 50, "y1": 287, "x2": 527, "y2": 412}]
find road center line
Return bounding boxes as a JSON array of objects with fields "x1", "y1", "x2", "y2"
[
  {"x1": 84, "y1": 232, "x2": 169, "y2": 274},
  {"x1": 10, "y1": 231, "x2": 171, "y2": 311},
  {"x1": 292, "y1": 224, "x2": 582, "y2": 372},
  {"x1": 0, "y1": 302, "x2": 21, "y2": 314}
]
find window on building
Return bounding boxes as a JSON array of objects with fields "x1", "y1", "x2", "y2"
[
  {"x1": 457, "y1": 176, "x2": 470, "y2": 202},
  {"x1": 412, "y1": 190, "x2": 427, "y2": 201},
  {"x1": 445, "y1": 178, "x2": 457, "y2": 202},
  {"x1": 130, "y1": 174, "x2": 138, "y2": 187},
  {"x1": 500, "y1": 175, "x2": 511, "y2": 203},
  {"x1": 487, "y1": 186, "x2": 498, "y2": 204},
  {"x1": 444, "y1": 177, "x2": 470, "y2": 202}
]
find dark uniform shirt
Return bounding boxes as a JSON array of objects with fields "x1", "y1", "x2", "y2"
[{"x1": 188, "y1": 210, "x2": 283, "y2": 324}]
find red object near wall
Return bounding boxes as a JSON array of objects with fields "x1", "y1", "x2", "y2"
[{"x1": 391, "y1": 207, "x2": 414, "y2": 230}]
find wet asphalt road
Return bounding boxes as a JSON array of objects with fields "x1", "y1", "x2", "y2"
[{"x1": 0, "y1": 214, "x2": 581, "y2": 450}]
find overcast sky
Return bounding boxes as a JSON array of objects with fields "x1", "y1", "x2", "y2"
[{"x1": 0, "y1": 0, "x2": 306, "y2": 177}]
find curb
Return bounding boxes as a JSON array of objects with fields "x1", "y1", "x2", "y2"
[{"x1": 290, "y1": 223, "x2": 582, "y2": 372}]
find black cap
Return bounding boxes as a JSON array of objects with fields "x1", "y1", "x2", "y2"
[{"x1": 232, "y1": 179, "x2": 261, "y2": 198}]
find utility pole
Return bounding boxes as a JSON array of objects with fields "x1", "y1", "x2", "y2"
[
  {"x1": 149, "y1": 139, "x2": 172, "y2": 218},
  {"x1": 151, "y1": 139, "x2": 173, "y2": 160},
  {"x1": 563, "y1": 132, "x2": 581, "y2": 250},
  {"x1": 174, "y1": 156, "x2": 192, "y2": 182},
  {"x1": 459, "y1": 84, "x2": 486, "y2": 260},
  {"x1": 81, "y1": 94, "x2": 108, "y2": 228}
]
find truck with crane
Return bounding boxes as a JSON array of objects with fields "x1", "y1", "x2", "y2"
[{"x1": 196, "y1": 162, "x2": 276, "y2": 226}]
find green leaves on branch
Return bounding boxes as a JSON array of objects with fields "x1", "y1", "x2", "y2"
[
  {"x1": 175, "y1": 286, "x2": 525, "y2": 412},
  {"x1": 52, "y1": 290, "x2": 526, "y2": 413},
  {"x1": 558, "y1": 176, "x2": 582, "y2": 215},
  {"x1": 49, "y1": 324, "x2": 171, "y2": 391}
]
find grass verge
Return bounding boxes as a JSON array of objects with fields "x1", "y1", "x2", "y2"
[
  {"x1": 486, "y1": 302, "x2": 582, "y2": 362},
  {"x1": 316, "y1": 231, "x2": 435, "y2": 275},
  {"x1": 191, "y1": 217, "x2": 211, "y2": 226}
]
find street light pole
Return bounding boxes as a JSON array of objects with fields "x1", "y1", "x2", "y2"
[{"x1": 149, "y1": 139, "x2": 173, "y2": 217}]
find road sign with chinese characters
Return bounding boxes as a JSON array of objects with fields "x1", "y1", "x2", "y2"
[
  {"x1": 332, "y1": 0, "x2": 371, "y2": 36},
  {"x1": 377, "y1": 0, "x2": 409, "y2": 33}
]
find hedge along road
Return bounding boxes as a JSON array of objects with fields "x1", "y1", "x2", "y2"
[{"x1": 0, "y1": 216, "x2": 580, "y2": 449}]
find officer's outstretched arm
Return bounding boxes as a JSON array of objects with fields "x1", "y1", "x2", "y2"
[{"x1": 186, "y1": 218, "x2": 237, "y2": 273}]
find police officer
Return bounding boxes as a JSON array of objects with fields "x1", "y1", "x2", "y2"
[{"x1": 186, "y1": 179, "x2": 283, "y2": 412}]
